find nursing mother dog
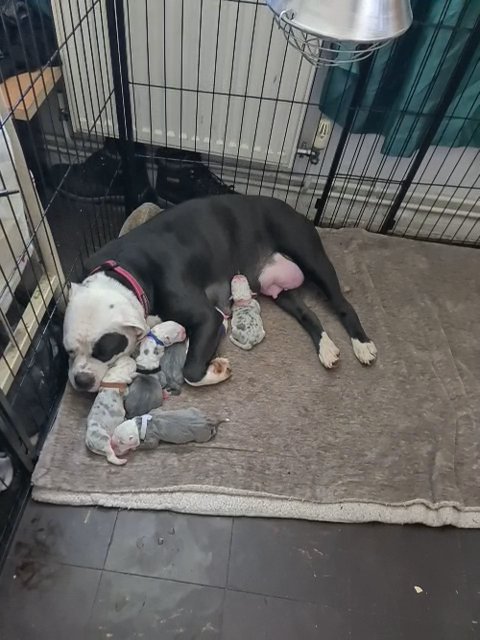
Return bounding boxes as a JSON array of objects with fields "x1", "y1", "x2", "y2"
[{"x1": 63, "y1": 194, "x2": 377, "y2": 391}]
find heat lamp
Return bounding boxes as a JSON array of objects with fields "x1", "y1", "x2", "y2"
[{"x1": 266, "y1": 0, "x2": 413, "y2": 66}]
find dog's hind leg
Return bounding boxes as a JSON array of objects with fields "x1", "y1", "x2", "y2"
[
  {"x1": 314, "y1": 255, "x2": 377, "y2": 365},
  {"x1": 275, "y1": 216, "x2": 377, "y2": 365},
  {"x1": 184, "y1": 307, "x2": 232, "y2": 386},
  {"x1": 274, "y1": 290, "x2": 340, "y2": 369}
]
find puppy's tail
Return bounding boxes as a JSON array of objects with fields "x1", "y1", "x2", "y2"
[{"x1": 208, "y1": 417, "x2": 230, "y2": 439}]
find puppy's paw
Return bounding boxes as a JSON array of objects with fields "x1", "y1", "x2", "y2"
[
  {"x1": 106, "y1": 445, "x2": 128, "y2": 465},
  {"x1": 318, "y1": 332, "x2": 340, "y2": 369},
  {"x1": 351, "y1": 338, "x2": 377, "y2": 365},
  {"x1": 107, "y1": 455, "x2": 127, "y2": 466}
]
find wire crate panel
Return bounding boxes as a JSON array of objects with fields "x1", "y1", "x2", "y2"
[{"x1": 52, "y1": 0, "x2": 315, "y2": 168}]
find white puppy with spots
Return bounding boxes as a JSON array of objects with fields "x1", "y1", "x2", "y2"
[
  {"x1": 135, "y1": 321, "x2": 187, "y2": 371},
  {"x1": 85, "y1": 355, "x2": 137, "y2": 465}
]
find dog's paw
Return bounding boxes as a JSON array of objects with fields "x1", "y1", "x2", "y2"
[
  {"x1": 185, "y1": 357, "x2": 232, "y2": 386},
  {"x1": 209, "y1": 357, "x2": 232, "y2": 380},
  {"x1": 318, "y1": 332, "x2": 340, "y2": 369},
  {"x1": 351, "y1": 338, "x2": 377, "y2": 365}
]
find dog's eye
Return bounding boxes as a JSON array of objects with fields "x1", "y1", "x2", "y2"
[
  {"x1": 92, "y1": 333, "x2": 128, "y2": 362},
  {"x1": 129, "y1": 435, "x2": 134, "y2": 442}
]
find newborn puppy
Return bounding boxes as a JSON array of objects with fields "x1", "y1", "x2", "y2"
[
  {"x1": 126, "y1": 321, "x2": 186, "y2": 417},
  {"x1": 159, "y1": 341, "x2": 188, "y2": 395},
  {"x1": 85, "y1": 356, "x2": 137, "y2": 465},
  {"x1": 111, "y1": 407, "x2": 225, "y2": 455},
  {"x1": 124, "y1": 370, "x2": 167, "y2": 419},
  {"x1": 136, "y1": 321, "x2": 186, "y2": 371},
  {"x1": 229, "y1": 274, "x2": 265, "y2": 350}
]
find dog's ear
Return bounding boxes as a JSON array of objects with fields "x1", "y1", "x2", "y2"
[
  {"x1": 114, "y1": 300, "x2": 149, "y2": 341},
  {"x1": 68, "y1": 282, "x2": 81, "y2": 300},
  {"x1": 127, "y1": 323, "x2": 148, "y2": 340},
  {"x1": 123, "y1": 314, "x2": 149, "y2": 340}
]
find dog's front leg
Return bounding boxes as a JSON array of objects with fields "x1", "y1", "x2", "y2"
[{"x1": 184, "y1": 308, "x2": 231, "y2": 386}]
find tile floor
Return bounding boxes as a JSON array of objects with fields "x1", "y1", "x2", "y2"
[{"x1": 0, "y1": 501, "x2": 479, "y2": 639}]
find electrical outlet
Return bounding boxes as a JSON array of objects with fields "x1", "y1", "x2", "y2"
[{"x1": 314, "y1": 116, "x2": 332, "y2": 150}]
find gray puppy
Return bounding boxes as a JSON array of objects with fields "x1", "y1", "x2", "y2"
[
  {"x1": 159, "y1": 341, "x2": 188, "y2": 395},
  {"x1": 111, "y1": 407, "x2": 226, "y2": 456},
  {"x1": 124, "y1": 370, "x2": 168, "y2": 418}
]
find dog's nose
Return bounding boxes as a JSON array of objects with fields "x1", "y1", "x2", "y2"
[{"x1": 74, "y1": 372, "x2": 95, "y2": 390}]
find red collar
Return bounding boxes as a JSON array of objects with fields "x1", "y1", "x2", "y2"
[{"x1": 89, "y1": 260, "x2": 150, "y2": 316}]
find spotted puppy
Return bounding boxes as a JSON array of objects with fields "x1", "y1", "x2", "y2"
[
  {"x1": 135, "y1": 320, "x2": 186, "y2": 371},
  {"x1": 125, "y1": 320, "x2": 186, "y2": 418},
  {"x1": 111, "y1": 407, "x2": 225, "y2": 456},
  {"x1": 229, "y1": 274, "x2": 265, "y2": 350},
  {"x1": 85, "y1": 355, "x2": 137, "y2": 465}
]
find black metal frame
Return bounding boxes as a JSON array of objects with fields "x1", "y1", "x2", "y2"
[
  {"x1": 380, "y1": 12, "x2": 480, "y2": 233},
  {"x1": 103, "y1": 0, "x2": 480, "y2": 246},
  {"x1": 0, "y1": 0, "x2": 126, "y2": 563},
  {"x1": 105, "y1": 0, "x2": 136, "y2": 213},
  {"x1": 313, "y1": 51, "x2": 375, "y2": 226}
]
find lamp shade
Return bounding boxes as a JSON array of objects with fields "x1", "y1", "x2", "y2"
[{"x1": 266, "y1": 0, "x2": 413, "y2": 43}]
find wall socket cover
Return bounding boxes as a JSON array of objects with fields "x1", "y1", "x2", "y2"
[{"x1": 314, "y1": 116, "x2": 332, "y2": 150}]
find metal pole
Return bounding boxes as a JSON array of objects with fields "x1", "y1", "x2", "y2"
[
  {"x1": 106, "y1": 0, "x2": 136, "y2": 215},
  {"x1": 314, "y1": 52, "x2": 374, "y2": 226},
  {"x1": 380, "y1": 14, "x2": 480, "y2": 233}
]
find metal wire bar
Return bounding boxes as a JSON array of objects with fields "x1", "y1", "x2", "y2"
[
  {"x1": 380, "y1": 9, "x2": 480, "y2": 232},
  {"x1": 106, "y1": 0, "x2": 135, "y2": 214}
]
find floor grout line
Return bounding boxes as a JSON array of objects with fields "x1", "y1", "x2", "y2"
[
  {"x1": 102, "y1": 509, "x2": 119, "y2": 568},
  {"x1": 85, "y1": 510, "x2": 120, "y2": 631},
  {"x1": 85, "y1": 566, "x2": 104, "y2": 631},
  {"x1": 97, "y1": 565, "x2": 325, "y2": 606},
  {"x1": 218, "y1": 517, "x2": 235, "y2": 635},
  {"x1": 225, "y1": 517, "x2": 235, "y2": 588}
]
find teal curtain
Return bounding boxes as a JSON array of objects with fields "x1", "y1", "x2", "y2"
[{"x1": 319, "y1": 0, "x2": 480, "y2": 157}]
